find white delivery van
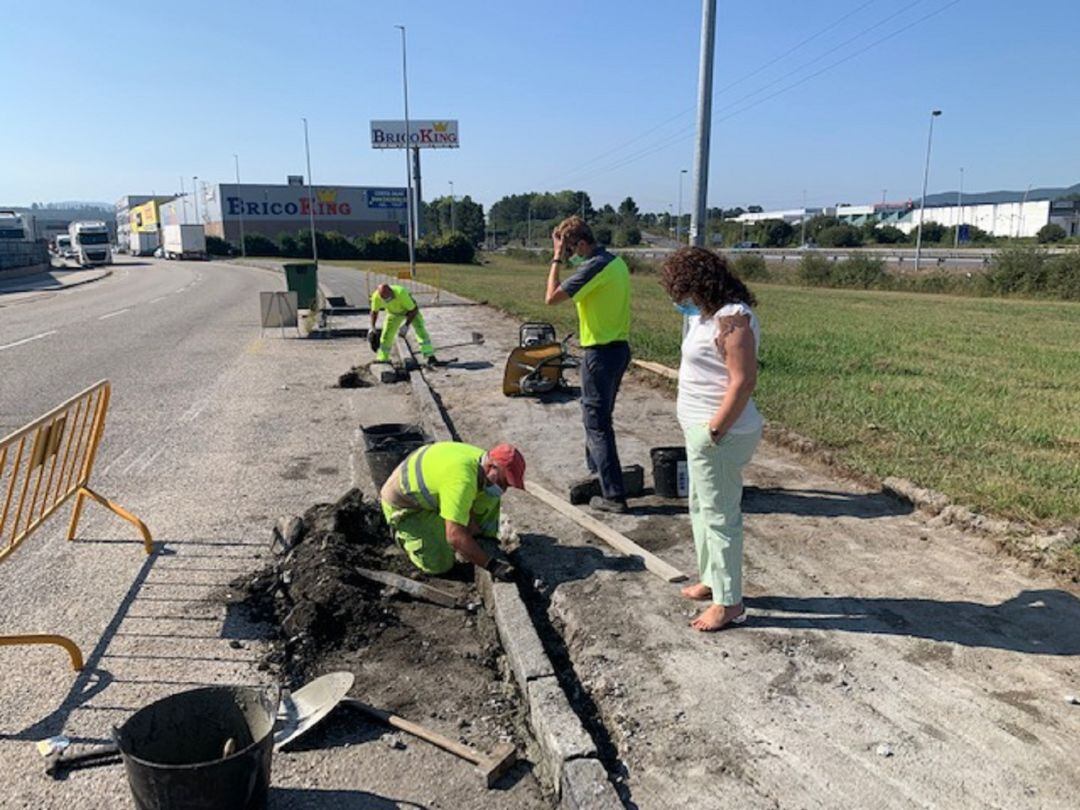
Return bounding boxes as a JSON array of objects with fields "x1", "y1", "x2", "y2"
[{"x1": 161, "y1": 224, "x2": 207, "y2": 260}]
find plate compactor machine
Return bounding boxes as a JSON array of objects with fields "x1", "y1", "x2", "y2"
[{"x1": 502, "y1": 322, "x2": 579, "y2": 396}]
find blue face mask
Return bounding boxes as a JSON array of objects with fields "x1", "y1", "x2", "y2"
[
  {"x1": 485, "y1": 483, "x2": 504, "y2": 498},
  {"x1": 673, "y1": 300, "x2": 700, "y2": 317}
]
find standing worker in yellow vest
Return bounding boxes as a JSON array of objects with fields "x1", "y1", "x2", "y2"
[
  {"x1": 380, "y1": 441, "x2": 525, "y2": 580},
  {"x1": 544, "y1": 216, "x2": 632, "y2": 514},
  {"x1": 369, "y1": 283, "x2": 437, "y2": 365}
]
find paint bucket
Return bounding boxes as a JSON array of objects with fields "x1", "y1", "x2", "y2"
[
  {"x1": 651, "y1": 447, "x2": 688, "y2": 498},
  {"x1": 113, "y1": 685, "x2": 277, "y2": 810},
  {"x1": 362, "y1": 423, "x2": 428, "y2": 488}
]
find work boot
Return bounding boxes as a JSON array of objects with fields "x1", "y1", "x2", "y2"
[
  {"x1": 425, "y1": 355, "x2": 439, "y2": 367},
  {"x1": 589, "y1": 496, "x2": 628, "y2": 514},
  {"x1": 374, "y1": 351, "x2": 391, "y2": 363}
]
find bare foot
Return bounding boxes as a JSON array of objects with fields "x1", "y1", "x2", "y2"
[
  {"x1": 690, "y1": 603, "x2": 745, "y2": 632},
  {"x1": 680, "y1": 582, "x2": 713, "y2": 601}
]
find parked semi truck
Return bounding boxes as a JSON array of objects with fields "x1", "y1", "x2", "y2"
[
  {"x1": 130, "y1": 229, "x2": 160, "y2": 257},
  {"x1": 161, "y1": 224, "x2": 207, "y2": 260},
  {"x1": 68, "y1": 220, "x2": 112, "y2": 266}
]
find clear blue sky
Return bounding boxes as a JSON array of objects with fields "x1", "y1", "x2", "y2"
[{"x1": 3, "y1": 0, "x2": 1077, "y2": 213}]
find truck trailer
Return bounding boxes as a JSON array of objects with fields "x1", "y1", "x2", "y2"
[
  {"x1": 130, "y1": 229, "x2": 160, "y2": 257},
  {"x1": 161, "y1": 224, "x2": 207, "y2": 260},
  {"x1": 68, "y1": 221, "x2": 112, "y2": 267}
]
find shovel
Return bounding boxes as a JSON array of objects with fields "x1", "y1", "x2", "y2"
[
  {"x1": 274, "y1": 671, "x2": 355, "y2": 751},
  {"x1": 430, "y1": 331, "x2": 484, "y2": 353}
]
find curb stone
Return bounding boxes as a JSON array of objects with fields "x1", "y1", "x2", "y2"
[{"x1": 401, "y1": 333, "x2": 624, "y2": 808}]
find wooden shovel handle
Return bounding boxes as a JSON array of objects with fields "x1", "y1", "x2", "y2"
[{"x1": 341, "y1": 698, "x2": 481, "y2": 765}]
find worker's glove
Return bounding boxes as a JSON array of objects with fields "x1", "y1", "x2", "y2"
[{"x1": 485, "y1": 557, "x2": 515, "y2": 582}]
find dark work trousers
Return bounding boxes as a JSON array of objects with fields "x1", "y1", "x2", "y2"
[{"x1": 580, "y1": 341, "x2": 631, "y2": 500}]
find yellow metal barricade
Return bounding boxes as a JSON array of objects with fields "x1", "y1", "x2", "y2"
[{"x1": 0, "y1": 379, "x2": 152, "y2": 670}]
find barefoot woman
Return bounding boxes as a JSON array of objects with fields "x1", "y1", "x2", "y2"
[{"x1": 660, "y1": 248, "x2": 762, "y2": 632}]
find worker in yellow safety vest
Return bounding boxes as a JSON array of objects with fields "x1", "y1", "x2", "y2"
[
  {"x1": 380, "y1": 441, "x2": 525, "y2": 580},
  {"x1": 369, "y1": 283, "x2": 437, "y2": 365}
]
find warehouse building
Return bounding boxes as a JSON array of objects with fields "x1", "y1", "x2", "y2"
[
  {"x1": 116, "y1": 195, "x2": 172, "y2": 252},
  {"x1": 195, "y1": 180, "x2": 408, "y2": 245}
]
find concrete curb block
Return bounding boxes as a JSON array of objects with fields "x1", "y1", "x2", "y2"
[
  {"x1": 402, "y1": 335, "x2": 623, "y2": 808},
  {"x1": 560, "y1": 758, "x2": 625, "y2": 810}
]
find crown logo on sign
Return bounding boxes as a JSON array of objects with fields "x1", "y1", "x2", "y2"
[
  {"x1": 316, "y1": 188, "x2": 337, "y2": 203},
  {"x1": 433, "y1": 122, "x2": 448, "y2": 132}
]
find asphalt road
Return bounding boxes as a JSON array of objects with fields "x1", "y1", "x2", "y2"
[{"x1": 0, "y1": 258, "x2": 548, "y2": 808}]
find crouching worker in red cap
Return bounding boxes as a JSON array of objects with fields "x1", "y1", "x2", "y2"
[{"x1": 380, "y1": 441, "x2": 526, "y2": 581}]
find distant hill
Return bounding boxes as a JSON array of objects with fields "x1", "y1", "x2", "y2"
[{"x1": 923, "y1": 182, "x2": 1080, "y2": 206}]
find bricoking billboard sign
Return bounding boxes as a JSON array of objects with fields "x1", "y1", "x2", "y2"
[{"x1": 371, "y1": 120, "x2": 459, "y2": 149}]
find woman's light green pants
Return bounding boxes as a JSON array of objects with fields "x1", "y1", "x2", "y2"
[{"x1": 682, "y1": 423, "x2": 761, "y2": 606}]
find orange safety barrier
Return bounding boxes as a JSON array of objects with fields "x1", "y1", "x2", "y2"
[{"x1": 0, "y1": 380, "x2": 152, "y2": 670}]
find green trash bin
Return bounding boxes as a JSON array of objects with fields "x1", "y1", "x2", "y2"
[{"x1": 283, "y1": 263, "x2": 319, "y2": 310}]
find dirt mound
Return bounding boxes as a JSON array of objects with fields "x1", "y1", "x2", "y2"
[
  {"x1": 234, "y1": 488, "x2": 411, "y2": 685},
  {"x1": 338, "y1": 365, "x2": 374, "y2": 388}
]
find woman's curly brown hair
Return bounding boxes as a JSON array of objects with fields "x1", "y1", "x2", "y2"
[{"x1": 659, "y1": 247, "x2": 756, "y2": 316}]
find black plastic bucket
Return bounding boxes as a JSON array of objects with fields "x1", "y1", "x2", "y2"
[
  {"x1": 113, "y1": 685, "x2": 277, "y2": 810},
  {"x1": 367, "y1": 440, "x2": 427, "y2": 489},
  {"x1": 651, "y1": 447, "x2": 688, "y2": 498},
  {"x1": 361, "y1": 423, "x2": 426, "y2": 452}
]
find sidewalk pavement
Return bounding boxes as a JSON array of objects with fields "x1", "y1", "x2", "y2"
[
  {"x1": 0, "y1": 266, "x2": 112, "y2": 302},
  {"x1": 372, "y1": 271, "x2": 1080, "y2": 810}
]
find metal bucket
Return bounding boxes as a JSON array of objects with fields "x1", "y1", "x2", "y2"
[{"x1": 113, "y1": 685, "x2": 277, "y2": 810}]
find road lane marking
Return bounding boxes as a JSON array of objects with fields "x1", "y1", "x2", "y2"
[
  {"x1": 0, "y1": 330, "x2": 58, "y2": 351},
  {"x1": 149, "y1": 296, "x2": 167, "y2": 304},
  {"x1": 101, "y1": 447, "x2": 133, "y2": 476},
  {"x1": 99, "y1": 308, "x2": 131, "y2": 320}
]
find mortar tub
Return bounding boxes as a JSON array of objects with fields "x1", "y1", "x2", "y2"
[
  {"x1": 113, "y1": 685, "x2": 277, "y2": 810},
  {"x1": 360, "y1": 423, "x2": 426, "y2": 452},
  {"x1": 651, "y1": 446, "x2": 688, "y2": 498}
]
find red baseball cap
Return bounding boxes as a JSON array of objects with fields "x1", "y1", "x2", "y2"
[{"x1": 488, "y1": 443, "x2": 526, "y2": 489}]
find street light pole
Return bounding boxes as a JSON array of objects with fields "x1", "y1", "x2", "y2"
[
  {"x1": 677, "y1": 169, "x2": 687, "y2": 245},
  {"x1": 954, "y1": 166, "x2": 963, "y2": 248},
  {"x1": 192, "y1": 176, "x2": 199, "y2": 224},
  {"x1": 395, "y1": 24, "x2": 416, "y2": 278},
  {"x1": 301, "y1": 118, "x2": 318, "y2": 263},
  {"x1": 801, "y1": 188, "x2": 808, "y2": 246},
  {"x1": 689, "y1": 0, "x2": 717, "y2": 248},
  {"x1": 914, "y1": 109, "x2": 942, "y2": 272},
  {"x1": 1019, "y1": 183, "x2": 1032, "y2": 238},
  {"x1": 449, "y1": 180, "x2": 455, "y2": 232},
  {"x1": 234, "y1": 153, "x2": 246, "y2": 257}
]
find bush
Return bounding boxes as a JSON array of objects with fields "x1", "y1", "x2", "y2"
[
  {"x1": 757, "y1": 219, "x2": 794, "y2": 247},
  {"x1": 875, "y1": 225, "x2": 907, "y2": 244},
  {"x1": 593, "y1": 225, "x2": 613, "y2": 246},
  {"x1": 244, "y1": 233, "x2": 279, "y2": 256},
  {"x1": 416, "y1": 232, "x2": 476, "y2": 264},
  {"x1": 206, "y1": 235, "x2": 233, "y2": 256},
  {"x1": 917, "y1": 221, "x2": 947, "y2": 243},
  {"x1": 614, "y1": 226, "x2": 642, "y2": 247},
  {"x1": 799, "y1": 253, "x2": 834, "y2": 286},
  {"x1": 277, "y1": 233, "x2": 302, "y2": 258},
  {"x1": 733, "y1": 253, "x2": 769, "y2": 281},
  {"x1": 817, "y1": 224, "x2": 862, "y2": 247},
  {"x1": 983, "y1": 245, "x2": 1048, "y2": 295},
  {"x1": 1044, "y1": 252, "x2": 1080, "y2": 299},
  {"x1": 320, "y1": 231, "x2": 361, "y2": 260},
  {"x1": 1037, "y1": 223, "x2": 1067, "y2": 244},
  {"x1": 364, "y1": 231, "x2": 409, "y2": 261},
  {"x1": 622, "y1": 253, "x2": 655, "y2": 274},
  {"x1": 831, "y1": 254, "x2": 886, "y2": 288}
]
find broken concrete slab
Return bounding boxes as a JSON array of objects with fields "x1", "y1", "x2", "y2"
[
  {"x1": 559, "y1": 757, "x2": 623, "y2": 810},
  {"x1": 527, "y1": 676, "x2": 598, "y2": 788}
]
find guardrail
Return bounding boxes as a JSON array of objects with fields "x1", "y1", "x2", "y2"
[{"x1": 0, "y1": 380, "x2": 152, "y2": 670}]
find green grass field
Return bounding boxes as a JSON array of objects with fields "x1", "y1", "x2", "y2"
[{"x1": 331, "y1": 255, "x2": 1080, "y2": 525}]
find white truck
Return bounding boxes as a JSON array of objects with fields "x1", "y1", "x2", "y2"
[
  {"x1": 129, "y1": 229, "x2": 160, "y2": 257},
  {"x1": 161, "y1": 224, "x2": 207, "y2": 260},
  {"x1": 68, "y1": 220, "x2": 112, "y2": 266},
  {"x1": 55, "y1": 234, "x2": 73, "y2": 258},
  {"x1": 0, "y1": 209, "x2": 27, "y2": 241}
]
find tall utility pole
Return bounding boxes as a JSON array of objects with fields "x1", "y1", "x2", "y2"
[
  {"x1": 192, "y1": 176, "x2": 199, "y2": 223},
  {"x1": 689, "y1": 0, "x2": 716, "y2": 248},
  {"x1": 914, "y1": 109, "x2": 942, "y2": 272},
  {"x1": 234, "y1": 153, "x2": 246, "y2": 257},
  {"x1": 1018, "y1": 183, "x2": 1032, "y2": 237},
  {"x1": 527, "y1": 203, "x2": 532, "y2": 246},
  {"x1": 449, "y1": 180, "x2": 455, "y2": 232},
  {"x1": 677, "y1": 169, "x2": 687, "y2": 244},
  {"x1": 396, "y1": 24, "x2": 416, "y2": 278},
  {"x1": 179, "y1": 176, "x2": 187, "y2": 222},
  {"x1": 302, "y1": 118, "x2": 318, "y2": 263},
  {"x1": 954, "y1": 167, "x2": 964, "y2": 248}
]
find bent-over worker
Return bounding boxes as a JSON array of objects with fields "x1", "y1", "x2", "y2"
[
  {"x1": 380, "y1": 441, "x2": 525, "y2": 580},
  {"x1": 370, "y1": 283, "x2": 437, "y2": 365}
]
